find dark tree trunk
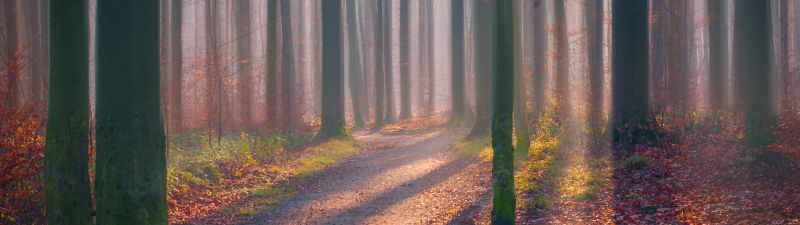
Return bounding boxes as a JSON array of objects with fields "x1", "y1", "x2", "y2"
[
  {"x1": 235, "y1": 0, "x2": 253, "y2": 130},
  {"x1": 553, "y1": 0, "x2": 570, "y2": 120},
  {"x1": 95, "y1": 0, "x2": 167, "y2": 223},
  {"x1": 514, "y1": 0, "x2": 529, "y2": 155},
  {"x1": 374, "y1": 0, "x2": 386, "y2": 128},
  {"x1": 611, "y1": 0, "x2": 654, "y2": 145},
  {"x1": 450, "y1": 0, "x2": 468, "y2": 125},
  {"x1": 708, "y1": 0, "x2": 728, "y2": 112},
  {"x1": 399, "y1": 0, "x2": 412, "y2": 119},
  {"x1": 280, "y1": 0, "x2": 297, "y2": 131},
  {"x1": 492, "y1": 0, "x2": 515, "y2": 223},
  {"x1": 347, "y1": 0, "x2": 366, "y2": 127},
  {"x1": 384, "y1": 0, "x2": 397, "y2": 123},
  {"x1": 170, "y1": 0, "x2": 183, "y2": 131},
  {"x1": 266, "y1": 0, "x2": 278, "y2": 129},
  {"x1": 586, "y1": 0, "x2": 603, "y2": 124},
  {"x1": 531, "y1": 0, "x2": 546, "y2": 124},
  {"x1": 735, "y1": 0, "x2": 776, "y2": 147},
  {"x1": 44, "y1": 0, "x2": 92, "y2": 223},
  {"x1": 3, "y1": 0, "x2": 19, "y2": 108},
  {"x1": 316, "y1": 0, "x2": 348, "y2": 140},
  {"x1": 467, "y1": 0, "x2": 495, "y2": 139}
]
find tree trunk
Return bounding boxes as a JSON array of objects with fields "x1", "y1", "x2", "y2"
[
  {"x1": 384, "y1": 0, "x2": 397, "y2": 123},
  {"x1": 3, "y1": 0, "x2": 19, "y2": 108},
  {"x1": 586, "y1": 0, "x2": 603, "y2": 124},
  {"x1": 235, "y1": 0, "x2": 253, "y2": 131},
  {"x1": 399, "y1": 0, "x2": 412, "y2": 119},
  {"x1": 450, "y1": 0, "x2": 468, "y2": 125},
  {"x1": 735, "y1": 0, "x2": 776, "y2": 147},
  {"x1": 316, "y1": 0, "x2": 348, "y2": 140},
  {"x1": 44, "y1": 0, "x2": 92, "y2": 223},
  {"x1": 170, "y1": 0, "x2": 183, "y2": 132},
  {"x1": 347, "y1": 0, "x2": 365, "y2": 127},
  {"x1": 553, "y1": 0, "x2": 569, "y2": 120},
  {"x1": 611, "y1": 0, "x2": 653, "y2": 145},
  {"x1": 266, "y1": 0, "x2": 278, "y2": 129},
  {"x1": 467, "y1": 0, "x2": 495, "y2": 139},
  {"x1": 531, "y1": 0, "x2": 546, "y2": 125},
  {"x1": 513, "y1": 0, "x2": 528, "y2": 155},
  {"x1": 492, "y1": 0, "x2": 515, "y2": 223},
  {"x1": 374, "y1": 0, "x2": 386, "y2": 128},
  {"x1": 280, "y1": 0, "x2": 297, "y2": 131},
  {"x1": 427, "y1": 0, "x2": 435, "y2": 115},
  {"x1": 95, "y1": 0, "x2": 167, "y2": 223},
  {"x1": 708, "y1": 0, "x2": 728, "y2": 112}
]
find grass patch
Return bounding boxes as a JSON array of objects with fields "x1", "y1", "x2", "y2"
[
  {"x1": 453, "y1": 136, "x2": 492, "y2": 162},
  {"x1": 623, "y1": 155, "x2": 650, "y2": 170}
]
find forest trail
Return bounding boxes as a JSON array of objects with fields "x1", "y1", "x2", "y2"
[{"x1": 242, "y1": 128, "x2": 494, "y2": 225}]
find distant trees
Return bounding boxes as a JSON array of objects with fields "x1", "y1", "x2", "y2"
[
  {"x1": 513, "y1": 0, "x2": 528, "y2": 155},
  {"x1": 553, "y1": 0, "x2": 570, "y2": 119},
  {"x1": 2, "y1": 0, "x2": 18, "y2": 108},
  {"x1": 316, "y1": 0, "x2": 348, "y2": 140},
  {"x1": 734, "y1": 0, "x2": 776, "y2": 147},
  {"x1": 399, "y1": 0, "x2": 412, "y2": 119},
  {"x1": 95, "y1": 0, "x2": 167, "y2": 223},
  {"x1": 235, "y1": 0, "x2": 253, "y2": 130},
  {"x1": 374, "y1": 0, "x2": 386, "y2": 128},
  {"x1": 708, "y1": 0, "x2": 728, "y2": 112},
  {"x1": 266, "y1": 0, "x2": 278, "y2": 128},
  {"x1": 44, "y1": 0, "x2": 92, "y2": 223},
  {"x1": 468, "y1": 0, "x2": 496, "y2": 139},
  {"x1": 611, "y1": 0, "x2": 653, "y2": 145},
  {"x1": 531, "y1": 0, "x2": 546, "y2": 124},
  {"x1": 586, "y1": 0, "x2": 603, "y2": 124},
  {"x1": 169, "y1": 0, "x2": 183, "y2": 131},
  {"x1": 492, "y1": 0, "x2": 515, "y2": 223},
  {"x1": 347, "y1": 0, "x2": 366, "y2": 127},
  {"x1": 280, "y1": 0, "x2": 298, "y2": 131},
  {"x1": 384, "y1": 0, "x2": 397, "y2": 123},
  {"x1": 450, "y1": 0, "x2": 468, "y2": 125}
]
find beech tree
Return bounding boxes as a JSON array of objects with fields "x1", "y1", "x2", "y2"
[
  {"x1": 316, "y1": 0, "x2": 348, "y2": 140},
  {"x1": 44, "y1": 0, "x2": 91, "y2": 223},
  {"x1": 468, "y1": 0, "x2": 495, "y2": 139},
  {"x1": 95, "y1": 0, "x2": 167, "y2": 223},
  {"x1": 492, "y1": 0, "x2": 515, "y2": 223},
  {"x1": 374, "y1": 0, "x2": 386, "y2": 128},
  {"x1": 450, "y1": 0, "x2": 469, "y2": 125},
  {"x1": 399, "y1": 0, "x2": 412, "y2": 119}
]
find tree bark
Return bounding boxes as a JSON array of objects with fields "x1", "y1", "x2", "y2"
[
  {"x1": 450, "y1": 0, "x2": 468, "y2": 125},
  {"x1": 708, "y1": 0, "x2": 728, "y2": 112},
  {"x1": 280, "y1": 0, "x2": 297, "y2": 131},
  {"x1": 3, "y1": 0, "x2": 19, "y2": 108},
  {"x1": 374, "y1": 0, "x2": 386, "y2": 128},
  {"x1": 514, "y1": 0, "x2": 529, "y2": 155},
  {"x1": 235, "y1": 0, "x2": 253, "y2": 130},
  {"x1": 399, "y1": 0, "x2": 412, "y2": 119},
  {"x1": 492, "y1": 0, "x2": 515, "y2": 223},
  {"x1": 468, "y1": 0, "x2": 495, "y2": 139},
  {"x1": 44, "y1": 0, "x2": 92, "y2": 223},
  {"x1": 266, "y1": 0, "x2": 278, "y2": 129},
  {"x1": 384, "y1": 0, "x2": 397, "y2": 123},
  {"x1": 95, "y1": 0, "x2": 167, "y2": 223},
  {"x1": 531, "y1": 0, "x2": 546, "y2": 125},
  {"x1": 586, "y1": 0, "x2": 603, "y2": 124},
  {"x1": 347, "y1": 0, "x2": 366, "y2": 127},
  {"x1": 734, "y1": 0, "x2": 776, "y2": 147},
  {"x1": 553, "y1": 0, "x2": 570, "y2": 120},
  {"x1": 316, "y1": 0, "x2": 348, "y2": 140},
  {"x1": 170, "y1": 0, "x2": 183, "y2": 131}
]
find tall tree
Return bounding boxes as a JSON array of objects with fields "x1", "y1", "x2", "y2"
[
  {"x1": 266, "y1": 0, "x2": 278, "y2": 128},
  {"x1": 316, "y1": 0, "x2": 349, "y2": 140},
  {"x1": 205, "y1": 0, "x2": 223, "y2": 144},
  {"x1": 347, "y1": 0, "x2": 366, "y2": 127},
  {"x1": 95, "y1": 0, "x2": 167, "y2": 223},
  {"x1": 374, "y1": 0, "x2": 386, "y2": 128},
  {"x1": 708, "y1": 0, "x2": 728, "y2": 112},
  {"x1": 3, "y1": 0, "x2": 19, "y2": 108},
  {"x1": 492, "y1": 0, "x2": 515, "y2": 223},
  {"x1": 426, "y1": 0, "x2": 435, "y2": 114},
  {"x1": 531, "y1": 0, "x2": 546, "y2": 124},
  {"x1": 384, "y1": 0, "x2": 397, "y2": 123},
  {"x1": 734, "y1": 0, "x2": 775, "y2": 147},
  {"x1": 450, "y1": 0, "x2": 468, "y2": 125},
  {"x1": 553, "y1": 0, "x2": 570, "y2": 119},
  {"x1": 514, "y1": 0, "x2": 529, "y2": 155},
  {"x1": 778, "y1": 0, "x2": 794, "y2": 112},
  {"x1": 170, "y1": 0, "x2": 183, "y2": 131},
  {"x1": 611, "y1": 0, "x2": 653, "y2": 145},
  {"x1": 467, "y1": 0, "x2": 495, "y2": 139},
  {"x1": 235, "y1": 0, "x2": 253, "y2": 130},
  {"x1": 666, "y1": 0, "x2": 691, "y2": 113},
  {"x1": 586, "y1": 0, "x2": 603, "y2": 124},
  {"x1": 399, "y1": 0, "x2": 412, "y2": 119},
  {"x1": 280, "y1": 0, "x2": 297, "y2": 131},
  {"x1": 44, "y1": 0, "x2": 91, "y2": 223},
  {"x1": 23, "y1": 0, "x2": 45, "y2": 102}
]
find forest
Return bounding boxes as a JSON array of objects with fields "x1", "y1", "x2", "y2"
[{"x1": 1, "y1": 0, "x2": 799, "y2": 224}]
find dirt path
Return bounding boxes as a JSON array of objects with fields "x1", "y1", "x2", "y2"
[{"x1": 241, "y1": 128, "x2": 492, "y2": 225}]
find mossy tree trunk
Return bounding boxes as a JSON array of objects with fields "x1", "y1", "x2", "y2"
[
  {"x1": 611, "y1": 0, "x2": 654, "y2": 146},
  {"x1": 44, "y1": 0, "x2": 92, "y2": 223},
  {"x1": 450, "y1": 0, "x2": 468, "y2": 125},
  {"x1": 374, "y1": 0, "x2": 386, "y2": 128},
  {"x1": 316, "y1": 0, "x2": 349, "y2": 140},
  {"x1": 468, "y1": 0, "x2": 495, "y2": 139},
  {"x1": 492, "y1": 0, "x2": 515, "y2": 223},
  {"x1": 95, "y1": 0, "x2": 168, "y2": 224},
  {"x1": 734, "y1": 0, "x2": 776, "y2": 147}
]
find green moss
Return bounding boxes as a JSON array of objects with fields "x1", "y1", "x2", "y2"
[
  {"x1": 623, "y1": 155, "x2": 650, "y2": 170},
  {"x1": 453, "y1": 136, "x2": 491, "y2": 160}
]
